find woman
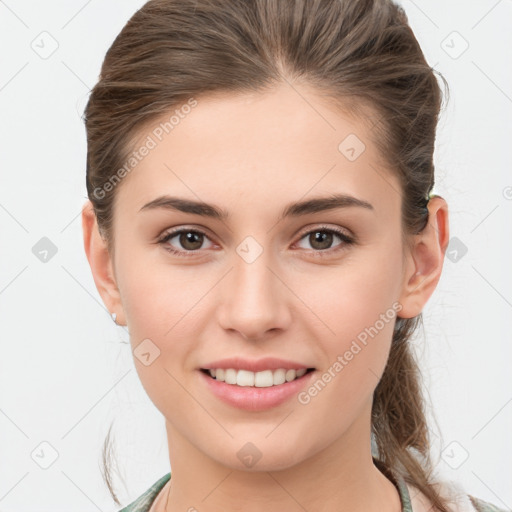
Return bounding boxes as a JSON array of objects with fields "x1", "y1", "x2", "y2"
[{"x1": 81, "y1": 0, "x2": 507, "y2": 511}]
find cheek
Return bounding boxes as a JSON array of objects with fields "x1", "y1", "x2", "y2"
[
  {"x1": 295, "y1": 284, "x2": 399, "y2": 431},
  {"x1": 115, "y1": 252, "x2": 216, "y2": 405},
  {"x1": 117, "y1": 247, "x2": 204, "y2": 340},
  {"x1": 294, "y1": 242, "x2": 402, "y2": 341},
  {"x1": 291, "y1": 245, "x2": 402, "y2": 403},
  {"x1": 116, "y1": 259, "x2": 205, "y2": 414}
]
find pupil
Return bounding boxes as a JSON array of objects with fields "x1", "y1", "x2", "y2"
[
  {"x1": 181, "y1": 232, "x2": 202, "y2": 250},
  {"x1": 311, "y1": 231, "x2": 332, "y2": 250}
]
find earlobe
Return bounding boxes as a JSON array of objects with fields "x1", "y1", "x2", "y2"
[
  {"x1": 398, "y1": 196, "x2": 450, "y2": 319},
  {"x1": 81, "y1": 200, "x2": 127, "y2": 325}
]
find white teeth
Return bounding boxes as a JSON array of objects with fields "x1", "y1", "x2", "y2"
[
  {"x1": 273, "y1": 369, "x2": 286, "y2": 385},
  {"x1": 206, "y1": 368, "x2": 310, "y2": 387},
  {"x1": 225, "y1": 368, "x2": 237, "y2": 384},
  {"x1": 237, "y1": 370, "x2": 255, "y2": 387}
]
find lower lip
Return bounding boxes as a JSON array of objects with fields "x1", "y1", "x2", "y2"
[{"x1": 198, "y1": 369, "x2": 315, "y2": 411}]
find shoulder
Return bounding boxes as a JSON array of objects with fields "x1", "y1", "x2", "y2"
[
  {"x1": 406, "y1": 479, "x2": 510, "y2": 512},
  {"x1": 468, "y1": 495, "x2": 510, "y2": 512},
  {"x1": 117, "y1": 472, "x2": 171, "y2": 512}
]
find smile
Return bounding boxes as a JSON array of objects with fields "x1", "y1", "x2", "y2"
[{"x1": 201, "y1": 367, "x2": 314, "y2": 387}]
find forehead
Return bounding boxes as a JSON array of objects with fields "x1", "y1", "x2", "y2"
[{"x1": 113, "y1": 83, "x2": 401, "y2": 223}]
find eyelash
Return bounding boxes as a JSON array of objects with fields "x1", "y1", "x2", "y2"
[{"x1": 157, "y1": 225, "x2": 355, "y2": 258}]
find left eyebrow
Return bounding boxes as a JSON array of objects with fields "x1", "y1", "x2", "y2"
[
  {"x1": 278, "y1": 193, "x2": 374, "y2": 221},
  {"x1": 138, "y1": 193, "x2": 374, "y2": 221}
]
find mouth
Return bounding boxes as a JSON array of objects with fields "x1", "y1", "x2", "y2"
[
  {"x1": 199, "y1": 365, "x2": 317, "y2": 411},
  {"x1": 200, "y1": 367, "x2": 316, "y2": 388}
]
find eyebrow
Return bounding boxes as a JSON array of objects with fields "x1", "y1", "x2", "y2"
[{"x1": 139, "y1": 193, "x2": 374, "y2": 221}]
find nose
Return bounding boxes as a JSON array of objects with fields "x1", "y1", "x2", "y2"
[{"x1": 216, "y1": 245, "x2": 292, "y2": 341}]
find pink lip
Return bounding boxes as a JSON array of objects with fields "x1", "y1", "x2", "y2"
[
  {"x1": 200, "y1": 357, "x2": 312, "y2": 372},
  {"x1": 198, "y1": 368, "x2": 316, "y2": 411}
]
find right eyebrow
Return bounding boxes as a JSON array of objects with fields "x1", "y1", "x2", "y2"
[{"x1": 139, "y1": 196, "x2": 229, "y2": 221}]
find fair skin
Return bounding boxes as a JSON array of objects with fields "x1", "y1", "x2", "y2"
[{"x1": 82, "y1": 83, "x2": 449, "y2": 512}]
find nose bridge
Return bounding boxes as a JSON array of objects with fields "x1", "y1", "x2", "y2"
[{"x1": 217, "y1": 236, "x2": 290, "y2": 339}]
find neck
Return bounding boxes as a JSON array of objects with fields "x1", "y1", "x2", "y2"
[{"x1": 161, "y1": 406, "x2": 402, "y2": 512}]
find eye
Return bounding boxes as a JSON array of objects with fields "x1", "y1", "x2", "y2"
[
  {"x1": 157, "y1": 228, "x2": 214, "y2": 256},
  {"x1": 157, "y1": 225, "x2": 354, "y2": 258},
  {"x1": 295, "y1": 226, "x2": 354, "y2": 254}
]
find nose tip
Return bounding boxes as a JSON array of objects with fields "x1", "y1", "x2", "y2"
[
  {"x1": 236, "y1": 329, "x2": 274, "y2": 343},
  {"x1": 220, "y1": 291, "x2": 283, "y2": 341},
  {"x1": 216, "y1": 257, "x2": 292, "y2": 341}
]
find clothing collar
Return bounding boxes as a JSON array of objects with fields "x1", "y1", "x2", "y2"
[
  {"x1": 120, "y1": 460, "x2": 415, "y2": 512},
  {"x1": 373, "y1": 456, "x2": 414, "y2": 512}
]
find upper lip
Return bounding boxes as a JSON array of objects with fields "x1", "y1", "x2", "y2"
[{"x1": 201, "y1": 357, "x2": 313, "y2": 372}]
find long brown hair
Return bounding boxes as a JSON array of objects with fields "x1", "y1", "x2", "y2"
[{"x1": 84, "y1": 0, "x2": 450, "y2": 509}]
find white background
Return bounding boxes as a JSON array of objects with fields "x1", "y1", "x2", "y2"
[{"x1": 0, "y1": 1, "x2": 511, "y2": 510}]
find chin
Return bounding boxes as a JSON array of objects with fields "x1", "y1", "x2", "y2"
[{"x1": 210, "y1": 441, "x2": 310, "y2": 473}]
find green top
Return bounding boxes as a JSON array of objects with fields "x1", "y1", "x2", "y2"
[{"x1": 118, "y1": 466, "x2": 509, "y2": 512}]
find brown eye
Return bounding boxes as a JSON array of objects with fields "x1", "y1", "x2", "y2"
[
  {"x1": 177, "y1": 231, "x2": 204, "y2": 251},
  {"x1": 295, "y1": 227, "x2": 354, "y2": 254},
  {"x1": 308, "y1": 231, "x2": 334, "y2": 250},
  {"x1": 158, "y1": 228, "x2": 214, "y2": 255}
]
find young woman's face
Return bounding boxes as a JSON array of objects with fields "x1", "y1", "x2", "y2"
[{"x1": 109, "y1": 83, "x2": 413, "y2": 471}]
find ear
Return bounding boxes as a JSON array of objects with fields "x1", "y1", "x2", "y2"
[
  {"x1": 398, "y1": 195, "x2": 450, "y2": 318},
  {"x1": 81, "y1": 200, "x2": 127, "y2": 326}
]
